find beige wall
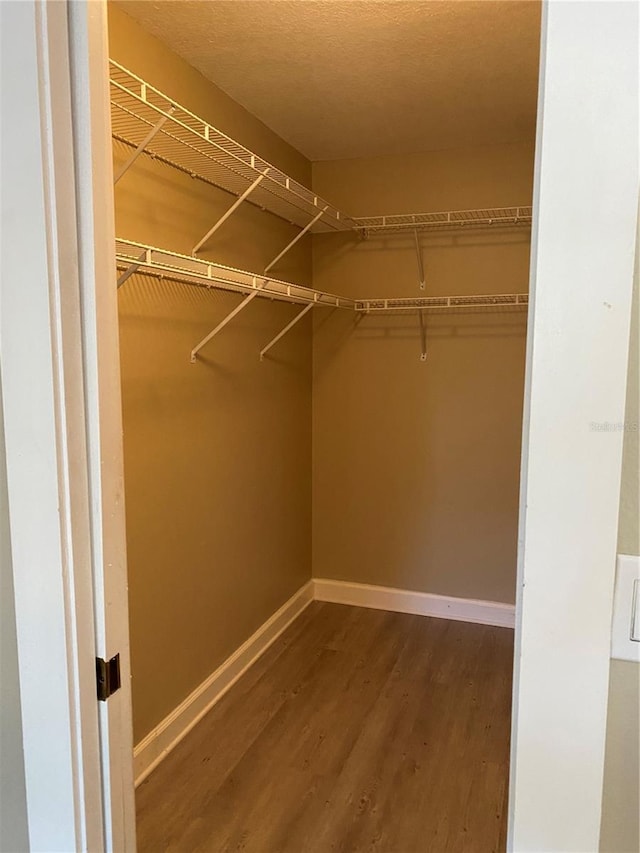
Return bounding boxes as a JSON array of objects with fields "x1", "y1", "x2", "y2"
[
  {"x1": 0, "y1": 376, "x2": 28, "y2": 852},
  {"x1": 109, "y1": 4, "x2": 313, "y2": 743},
  {"x1": 312, "y1": 144, "x2": 534, "y2": 603},
  {"x1": 601, "y1": 225, "x2": 639, "y2": 853}
]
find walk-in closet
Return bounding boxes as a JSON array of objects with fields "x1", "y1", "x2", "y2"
[{"x1": 108, "y1": 2, "x2": 541, "y2": 849}]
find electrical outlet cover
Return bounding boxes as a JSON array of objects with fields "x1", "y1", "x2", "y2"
[{"x1": 611, "y1": 554, "x2": 640, "y2": 662}]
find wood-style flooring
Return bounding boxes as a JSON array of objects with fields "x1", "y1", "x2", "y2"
[{"x1": 136, "y1": 602, "x2": 514, "y2": 853}]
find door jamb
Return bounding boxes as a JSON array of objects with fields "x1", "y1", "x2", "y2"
[{"x1": 0, "y1": 0, "x2": 135, "y2": 849}]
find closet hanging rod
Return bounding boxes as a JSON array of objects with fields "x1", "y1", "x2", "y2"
[
  {"x1": 115, "y1": 239, "x2": 355, "y2": 310},
  {"x1": 354, "y1": 206, "x2": 533, "y2": 235},
  {"x1": 109, "y1": 60, "x2": 356, "y2": 235}
]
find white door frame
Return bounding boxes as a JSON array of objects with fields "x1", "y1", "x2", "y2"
[
  {"x1": 67, "y1": 2, "x2": 136, "y2": 848},
  {"x1": 508, "y1": 2, "x2": 638, "y2": 851},
  {"x1": 0, "y1": 1, "x2": 637, "y2": 851},
  {"x1": 0, "y1": 1, "x2": 134, "y2": 850}
]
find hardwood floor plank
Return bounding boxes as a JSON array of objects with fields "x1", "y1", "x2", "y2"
[
  {"x1": 208, "y1": 609, "x2": 406, "y2": 852},
  {"x1": 136, "y1": 602, "x2": 349, "y2": 849},
  {"x1": 136, "y1": 603, "x2": 514, "y2": 853}
]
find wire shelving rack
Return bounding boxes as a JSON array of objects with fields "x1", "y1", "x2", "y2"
[
  {"x1": 353, "y1": 207, "x2": 533, "y2": 235},
  {"x1": 110, "y1": 62, "x2": 532, "y2": 242},
  {"x1": 116, "y1": 239, "x2": 528, "y2": 361},
  {"x1": 110, "y1": 62, "x2": 531, "y2": 361},
  {"x1": 355, "y1": 293, "x2": 529, "y2": 313},
  {"x1": 110, "y1": 61, "x2": 356, "y2": 235},
  {"x1": 115, "y1": 239, "x2": 356, "y2": 362},
  {"x1": 116, "y1": 239, "x2": 354, "y2": 308}
]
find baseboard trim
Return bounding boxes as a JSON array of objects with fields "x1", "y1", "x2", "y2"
[
  {"x1": 313, "y1": 578, "x2": 515, "y2": 629},
  {"x1": 133, "y1": 580, "x2": 314, "y2": 786}
]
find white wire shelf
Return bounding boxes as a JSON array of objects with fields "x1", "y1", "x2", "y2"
[
  {"x1": 116, "y1": 239, "x2": 528, "y2": 359},
  {"x1": 354, "y1": 206, "x2": 533, "y2": 235},
  {"x1": 110, "y1": 61, "x2": 356, "y2": 235},
  {"x1": 115, "y1": 239, "x2": 355, "y2": 309},
  {"x1": 110, "y1": 61, "x2": 533, "y2": 246},
  {"x1": 355, "y1": 293, "x2": 529, "y2": 313},
  {"x1": 116, "y1": 238, "x2": 527, "y2": 313}
]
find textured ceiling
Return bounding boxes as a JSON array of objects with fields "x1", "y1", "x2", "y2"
[{"x1": 116, "y1": 0, "x2": 541, "y2": 161}]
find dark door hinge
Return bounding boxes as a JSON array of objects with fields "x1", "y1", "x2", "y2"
[{"x1": 96, "y1": 654, "x2": 121, "y2": 701}]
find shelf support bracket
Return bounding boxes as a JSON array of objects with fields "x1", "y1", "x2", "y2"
[
  {"x1": 418, "y1": 309, "x2": 427, "y2": 361},
  {"x1": 264, "y1": 206, "x2": 328, "y2": 274},
  {"x1": 117, "y1": 249, "x2": 149, "y2": 289},
  {"x1": 260, "y1": 302, "x2": 314, "y2": 361},
  {"x1": 190, "y1": 280, "x2": 264, "y2": 363},
  {"x1": 192, "y1": 169, "x2": 270, "y2": 255},
  {"x1": 113, "y1": 107, "x2": 175, "y2": 185},
  {"x1": 414, "y1": 229, "x2": 425, "y2": 290}
]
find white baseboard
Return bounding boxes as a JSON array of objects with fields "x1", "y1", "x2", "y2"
[
  {"x1": 133, "y1": 576, "x2": 514, "y2": 784},
  {"x1": 133, "y1": 580, "x2": 314, "y2": 786},
  {"x1": 313, "y1": 578, "x2": 515, "y2": 629}
]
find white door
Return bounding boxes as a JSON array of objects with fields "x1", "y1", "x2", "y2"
[{"x1": 0, "y1": 1, "x2": 135, "y2": 849}]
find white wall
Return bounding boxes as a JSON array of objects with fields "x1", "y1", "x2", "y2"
[{"x1": 509, "y1": 2, "x2": 639, "y2": 850}]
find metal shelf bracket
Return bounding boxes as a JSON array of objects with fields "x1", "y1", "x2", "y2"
[
  {"x1": 414, "y1": 229, "x2": 426, "y2": 291},
  {"x1": 190, "y1": 278, "x2": 265, "y2": 362},
  {"x1": 260, "y1": 301, "x2": 315, "y2": 361},
  {"x1": 117, "y1": 248, "x2": 149, "y2": 288},
  {"x1": 192, "y1": 169, "x2": 270, "y2": 255},
  {"x1": 418, "y1": 310, "x2": 427, "y2": 361},
  {"x1": 113, "y1": 106, "x2": 175, "y2": 185},
  {"x1": 264, "y1": 206, "x2": 328, "y2": 275}
]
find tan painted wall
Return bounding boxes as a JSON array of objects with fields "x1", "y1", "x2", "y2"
[
  {"x1": 108, "y1": 4, "x2": 313, "y2": 743},
  {"x1": 0, "y1": 376, "x2": 28, "y2": 853},
  {"x1": 312, "y1": 144, "x2": 534, "y2": 603},
  {"x1": 601, "y1": 224, "x2": 639, "y2": 853}
]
